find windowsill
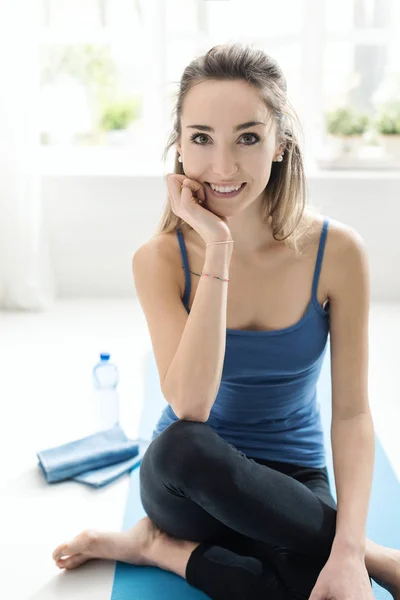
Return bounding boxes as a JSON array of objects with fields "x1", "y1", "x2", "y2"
[
  {"x1": 306, "y1": 164, "x2": 400, "y2": 178},
  {"x1": 39, "y1": 147, "x2": 400, "y2": 178}
]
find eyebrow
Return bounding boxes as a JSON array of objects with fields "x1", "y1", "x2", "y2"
[{"x1": 186, "y1": 121, "x2": 266, "y2": 133}]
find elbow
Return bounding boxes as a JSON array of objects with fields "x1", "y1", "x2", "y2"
[
  {"x1": 162, "y1": 380, "x2": 212, "y2": 423},
  {"x1": 175, "y1": 394, "x2": 212, "y2": 423},
  {"x1": 176, "y1": 412, "x2": 210, "y2": 423},
  {"x1": 174, "y1": 403, "x2": 211, "y2": 423}
]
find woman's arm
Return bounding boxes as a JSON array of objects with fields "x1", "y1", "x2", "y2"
[
  {"x1": 133, "y1": 240, "x2": 233, "y2": 423},
  {"x1": 326, "y1": 224, "x2": 374, "y2": 558},
  {"x1": 330, "y1": 414, "x2": 375, "y2": 556}
]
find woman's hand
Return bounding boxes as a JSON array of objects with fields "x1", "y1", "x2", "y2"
[
  {"x1": 165, "y1": 174, "x2": 233, "y2": 244},
  {"x1": 308, "y1": 552, "x2": 374, "y2": 599}
]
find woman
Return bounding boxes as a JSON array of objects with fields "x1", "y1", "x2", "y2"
[{"x1": 52, "y1": 43, "x2": 400, "y2": 600}]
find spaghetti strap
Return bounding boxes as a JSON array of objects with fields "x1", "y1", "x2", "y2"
[{"x1": 311, "y1": 218, "x2": 329, "y2": 300}]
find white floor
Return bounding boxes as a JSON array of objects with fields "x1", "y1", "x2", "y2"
[{"x1": 1, "y1": 299, "x2": 400, "y2": 600}]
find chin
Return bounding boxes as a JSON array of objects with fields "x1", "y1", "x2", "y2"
[{"x1": 208, "y1": 205, "x2": 238, "y2": 218}]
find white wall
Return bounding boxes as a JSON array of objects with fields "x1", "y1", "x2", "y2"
[{"x1": 42, "y1": 172, "x2": 400, "y2": 300}]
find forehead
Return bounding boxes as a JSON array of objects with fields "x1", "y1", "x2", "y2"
[{"x1": 181, "y1": 79, "x2": 272, "y2": 128}]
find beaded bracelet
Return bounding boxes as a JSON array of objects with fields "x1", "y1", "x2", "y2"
[
  {"x1": 182, "y1": 266, "x2": 230, "y2": 282},
  {"x1": 203, "y1": 239, "x2": 234, "y2": 282}
]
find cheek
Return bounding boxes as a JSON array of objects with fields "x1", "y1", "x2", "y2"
[
  {"x1": 181, "y1": 147, "x2": 210, "y2": 179},
  {"x1": 250, "y1": 151, "x2": 272, "y2": 174},
  {"x1": 179, "y1": 157, "x2": 203, "y2": 181},
  {"x1": 182, "y1": 145, "x2": 205, "y2": 164}
]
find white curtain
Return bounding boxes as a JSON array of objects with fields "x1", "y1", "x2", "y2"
[{"x1": 0, "y1": 0, "x2": 55, "y2": 311}]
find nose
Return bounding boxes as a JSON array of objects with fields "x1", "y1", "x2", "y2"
[{"x1": 211, "y1": 148, "x2": 239, "y2": 177}]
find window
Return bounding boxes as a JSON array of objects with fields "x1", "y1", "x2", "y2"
[
  {"x1": 319, "y1": 0, "x2": 400, "y2": 167},
  {"x1": 39, "y1": 0, "x2": 400, "y2": 173}
]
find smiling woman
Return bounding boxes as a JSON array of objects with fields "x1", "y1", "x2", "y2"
[
  {"x1": 52, "y1": 41, "x2": 399, "y2": 600},
  {"x1": 130, "y1": 41, "x2": 389, "y2": 600}
]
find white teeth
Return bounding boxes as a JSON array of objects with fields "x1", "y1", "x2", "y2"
[{"x1": 210, "y1": 183, "x2": 243, "y2": 193}]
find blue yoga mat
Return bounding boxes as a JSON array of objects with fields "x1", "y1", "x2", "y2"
[{"x1": 111, "y1": 347, "x2": 399, "y2": 599}]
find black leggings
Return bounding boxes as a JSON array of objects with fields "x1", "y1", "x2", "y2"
[{"x1": 139, "y1": 420, "x2": 368, "y2": 600}]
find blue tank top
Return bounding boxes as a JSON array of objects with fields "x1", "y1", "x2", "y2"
[{"x1": 151, "y1": 218, "x2": 331, "y2": 468}]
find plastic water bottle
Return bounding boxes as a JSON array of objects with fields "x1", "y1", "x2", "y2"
[{"x1": 92, "y1": 353, "x2": 120, "y2": 432}]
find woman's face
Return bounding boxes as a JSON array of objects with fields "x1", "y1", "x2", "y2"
[{"x1": 177, "y1": 79, "x2": 282, "y2": 211}]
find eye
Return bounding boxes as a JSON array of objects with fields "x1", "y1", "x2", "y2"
[
  {"x1": 189, "y1": 132, "x2": 261, "y2": 145},
  {"x1": 190, "y1": 133, "x2": 209, "y2": 145},
  {"x1": 240, "y1": 133, "x2": 260, "y2": 145}
]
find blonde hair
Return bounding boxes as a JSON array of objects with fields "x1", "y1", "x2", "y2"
[{"x1": 156, "y1": 42, "x2": 319, "y2": 254}]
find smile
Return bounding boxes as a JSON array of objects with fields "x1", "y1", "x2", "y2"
[{"x1": 206, "y1": 182, "x2": 246, "y2": 198}]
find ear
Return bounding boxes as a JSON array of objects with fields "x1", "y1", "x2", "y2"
[
  {"x1": 274, "y1": 143, "x2": 286, "y2": 160},
  {"x1": 276, "y1": 141, "x2": 286, "y2": 153}
]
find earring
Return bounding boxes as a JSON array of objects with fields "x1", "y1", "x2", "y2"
[
  {"x1": 178, "y1": 155, "x2": 183, "y2": 163},
  {"x1": 275, "y1": 154, "x2": 284, "y2": 162}
]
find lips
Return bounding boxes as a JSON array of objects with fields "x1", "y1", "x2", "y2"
[
  {"x1": 206, "y1": 182, "x2": 245, "y2": 186},
  {"x1": 206, "y1": 182, "x2": 245, "y2": 190},
  {"x1": 205, "y1": 182, "x2": 247, "y2": 199}
]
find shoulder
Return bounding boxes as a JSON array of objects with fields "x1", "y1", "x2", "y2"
[
  {"x1": 301, "y1": 210, "x2": 364, "y2": 252},
  {"x1": 321, "y1": 217, "x2": 369, "y2": 301},
  {"x1": 299, "y1": 211, "x2": 368, "y2": 300},
  {"x1": 135, "y1": 230, "x2": 179, "y2": 257},
  {"x1": 133, "y1": 230, "x2": 181, "y2": 274},
  {"x1": 325, "y1": 217, "x2": 366, "y2": 254}
]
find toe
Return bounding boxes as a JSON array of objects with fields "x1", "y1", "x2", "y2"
[
  {"x1": 53, "y1": 544, "x2": 69, "y2": 561},
  {"x1": 53, "y1": 530, "x2": 97, "y2": 561},
  {"x1": 56, "y1": 553, "x2": 90, "y2": 570}
]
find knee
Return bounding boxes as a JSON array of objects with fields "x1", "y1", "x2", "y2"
[
  {"x1": 158, "y1": 418, "x2": 211, "y2": 457},
  {"x1": 143, "y1": 419, "x2": 212, "y2": 476},
  {"x1": 166, "y1": 418, "x2": 211, "y2": 438}
]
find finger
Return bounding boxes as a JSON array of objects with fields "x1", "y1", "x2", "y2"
[
  {"x1": 166, "y1": 174, "x2": 181, "y2": 197},
  {"x1": 166, "y1": 173, "x2": 186, "y2": 189},
  {"x1": 166, "y1": 178, "x2": 183, "y2": 210},
  {"x1": 182, "y1": 178, "x2": 206, "y2": 203},
  {"x1": 181, "y1": 182, "x2": 198, "y2": 205},
  {"x1": 166, "y1": 174, "x2": 192, "y2": 198}
]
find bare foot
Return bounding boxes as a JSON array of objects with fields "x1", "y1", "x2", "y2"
[{"x1": 52, "y1": 516, "x2": 168, "y2": 570}]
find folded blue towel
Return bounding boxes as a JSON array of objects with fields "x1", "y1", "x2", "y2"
[
  {"x1": 37, "y1": 424, "x2": 149, "y2": 488},
  {"x1": 73, "y1": 451, "x2": 146, "y2": 488}
]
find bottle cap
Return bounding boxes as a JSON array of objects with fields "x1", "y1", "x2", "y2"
[{"x1": 100, "y1": 353, "x2": 110, "y2": 361}]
